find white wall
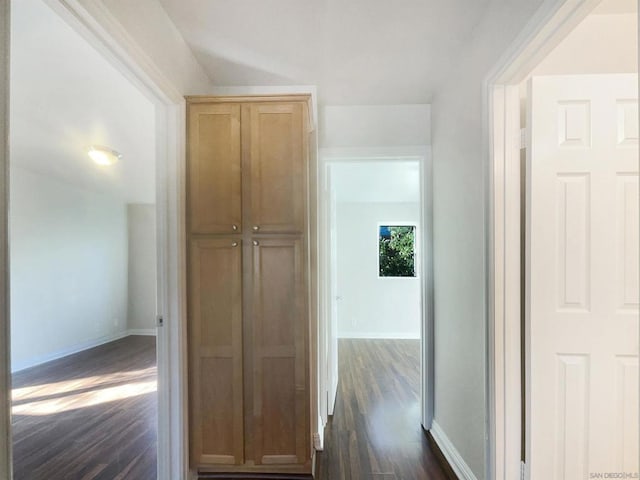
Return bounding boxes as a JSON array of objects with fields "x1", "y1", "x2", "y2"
[
  {"x1": 520, "y1": 13, "x2": 638, "y2": 118},
  {"x1": 336, "y1": 202, "x2": 421, "y2": 339},
  {"x1": 10, "y1": 167, "x2": 128, "y2": 371},
  {"x1": 96, "y1": 0, "x2": 212, "y2": 95},
  {"x1": 532, "y1": 13, "x2": 637, "y2": 75},
  {"x1": 520, "y1": 12, "x2": 638, "y2": 119},
  {"x1": 429, "y1": 0, "x2": 546, "y2": 478},
  {"x1": 127, "y1": 203, "x2": 157, "y2": 332},
  {"x1": 319, "y1": 104, "x2": 431, "y2": 148}
]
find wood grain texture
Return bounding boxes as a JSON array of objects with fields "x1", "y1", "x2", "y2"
[
  {"x1": 186, "y1": 95, "x2": 312, "y2": 105},
  {"x1": 11, "y1": 336, "x2": 157, "y2": 480},
  {"x1": 200, "y1": 473, "x2": 312, "y2": 479},
  {"x1": 247, "y1": 103, "x2": 305, "y2": 234},
  {"x1": 251, "y1": 237, "x2": 308, "y2": 466},
  {"x1": 426, "y1": 432, "x2": 458, "y2": 480},
  {"x1": 189, "y1": 238, "x2": 244, "y2": 466},
  {"x1": 315, "y1": 339, "x2": 449, "y2": 480},
  {"x1": 187, "y1": 97, "x2": 313, "y2": 475},
  {"x1": 187, "y1": 103, "x2": 242, "y2": 235}
]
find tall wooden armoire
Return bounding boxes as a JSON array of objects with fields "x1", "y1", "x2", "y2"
[{"x1": 186, "y1": 95, "x2": 314, "y2": 478}]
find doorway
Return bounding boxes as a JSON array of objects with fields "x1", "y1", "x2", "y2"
[
  {"x1": 0, "y1": 0, "x2": 186, "y2": 477},
  {"x1": 489, "y1": 0, "x2": 638, "y2": 478},
  {"x1": 9, "y1": 0, "x2": 159, "y2": 478},
  {"x1": 330, "y1": 161, "x2": 422, "y2": 341},
  {"x1": 316, "y1": 154, "x2": 436, "y2": 477}
]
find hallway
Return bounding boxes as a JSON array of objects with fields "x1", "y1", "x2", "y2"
[{"x1": 316, "y1": 339, "x2": 448, "y2": 480}]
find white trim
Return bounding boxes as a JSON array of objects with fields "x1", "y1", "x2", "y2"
[
  {"x1": 9, "y1": 2, "x2": 188, "y2": 480},
  {"x1": 43, "y1": 0, "x2": 183, "y2": 103},
  {"x1": 328, "y1": 372, "x2": 338, "y2": 416},
  {"x1": 318, "y1": 146, "x2": 434, "y2": 432},
  {"x1": 377, "y1": 222, "x2": 419, "y2": 280},
  {"x1": 484, "y1": 1, "x2": 604, "y2": 480},
  {"x1": 207, "y1": 85, "x2": 318, "y2": 127},
  {"x1": 0, "y1": 1, "x2": 10, "y2": 478},
  {"x1": 313, "y1": 430, "x2": 323, "y2": 451},
  {"x1": 420, "y1": 145, "x2": 435, "y2": 430},
  {"x1": 11, "y1": 329, "x2": 158, "y2": 373},
  {"x1": 11, "y1": 330, "x2": 129, "y2": 373},
  {"x1": 320, "y1": 145, "x2": 429, "y2": 162},
  {"x1": 430, "y1": 421, "x2": 479, "y2": 480},
  {"x1": 487, "y1": 0, "x2": 603, "y2": 85},
  {"x1": 161, "y1": 101, "x2": 189, "y2": 480},
  {"x1": 128, "y1": 328, "x2": 157, "y2": 336},
  {"x1": 338, "y1": 332, "x2": 421, "y2": 340}
]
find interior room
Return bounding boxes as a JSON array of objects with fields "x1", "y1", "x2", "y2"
[
  {"x1": 318, "y1": 159, "x2": 430, "y2": 477},
  {"x1": 0, "y1": 0, "x2": 637, "y2": 480},
  {"x1": 332, "y1": 161, "x2": 421, "y2": 340},
  {"x1": 9, "y1": 0, "x2": 159, "y2": 478},
  {"x1": 314, "y1": 101, "x2": 434, "y2": 477}
]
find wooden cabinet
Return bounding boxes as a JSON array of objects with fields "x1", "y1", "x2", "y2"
[
  {"x1": 245, "y1": 103, "x2": 305, "y2": 234},
  {"x1": 188, "y1": 103, "x2": 242, "y2": 234},
  {"x1": 186, "y1": 96, "x2": 313, "y2": 478},
  {"x1": 188, "y1": 238, "x2": 244, "y2": 466},
  {"x1": 251, "y1": 238, "x2": 307, "y2": 466}
]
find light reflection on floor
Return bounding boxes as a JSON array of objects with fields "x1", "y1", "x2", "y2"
[{"x1": 12, "y1": 366, "x2": 157, "y2": 416}]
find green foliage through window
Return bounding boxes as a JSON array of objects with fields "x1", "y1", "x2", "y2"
[{"x1": 379, "y1": 226, "x2": 416, "y2": 277}]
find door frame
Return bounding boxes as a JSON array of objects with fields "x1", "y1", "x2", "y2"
[
  {"x1": 0, "y1": 1, "x2": 10, "y2": 477},
  {"x1": 0, "y1": 1, "x2": 189, "y2": 479},
  {"x1": 317, "y1": 146, "x2": 434, "y2": 433},
  {"x1": 485, "y1": 0, "x2": 621, "y2": 479}
]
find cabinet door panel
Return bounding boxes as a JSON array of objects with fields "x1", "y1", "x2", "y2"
[
  {"x1": 251, "y1": 237, "x2": 308, "y2": 465},
  {"x1": 188, "y1": 104, "x2": 242, "y2": 234},
  {"x1": 189, "y1": 238, "x2": 244, "y2": 466},
  {"x1": 247, "y1": 103, "x2": 305, "y2": 234}
]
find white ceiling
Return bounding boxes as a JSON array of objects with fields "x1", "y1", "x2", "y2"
[
  {"x1": 10, "y1": 0, "x2": 630, "y2": 203},
  {"x1": 10, "y1": 0, "x2": 156, "y2": 203},
  {"x1": 157, "y1": 0, "x2": 492, "y2": 105},
  {"x1": 332, "y1": 161, "x2": 420, "y2": 204}
]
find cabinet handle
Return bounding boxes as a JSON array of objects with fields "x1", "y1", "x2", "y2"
[
  {"x1": 232, "y1": 224, "x2": 238, "y2": 231},
  {"x1": 252, "y1": 225, "x2": 260, "y2": 231},
  {"x1": 253, "y1": 240, "x2": 259, "y2": 246},
  {"x1": 231, "y1": 242, "x2": 238, "y2": 247}
]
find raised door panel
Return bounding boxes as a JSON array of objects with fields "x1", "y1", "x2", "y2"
[
  {"x1": 188, "y1": 104, "x2": 242, "y2": 234},
  {"x1": 189, "y1": 238, "x2": 244, "y2": 466},
  {"x1": 251, "y1": 237, "x2": 308, "y2": 465},
  {"x1": 528, "y1": 75, "x2": 639, "y2": 479},
  {"x1": 246, "y1": 103, "x2": 305, "y2": 234}
]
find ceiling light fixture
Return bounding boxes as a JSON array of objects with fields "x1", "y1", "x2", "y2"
[{"x1": 87, "y1": 145, "x2": 122, "y2": 166}]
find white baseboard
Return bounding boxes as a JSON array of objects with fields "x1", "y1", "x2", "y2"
[
  {"x1": 338, "y1": 332, "x2": 420, "y2": 339},
  {"x1": 430, "y1": 420, "x2": 478, "y2": 480},
  {"x1": 313, "y1": 430, "x2": 323, "y2": 451},
  {"x1": 127, "y1": 328, "x2": 157, "y2": 336},
  {"x1": 328, "y1": 374, "x2": 339, "y2": 416},
  {"x1": 11, "y1": 328, "x2": 157, "y2": 373}
]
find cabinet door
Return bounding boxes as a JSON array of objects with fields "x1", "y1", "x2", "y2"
[
  {"x1": 188, "y1": 104, "x2": 242, "y2": 234},
  {"x1": 189, "y1": 238, "x2": 244, "y2": 466},
  {"x1": 245, "y1": 103, "x2": 306, "y2": 234},
  {"x1": 251, "y1": 237, "x2": 309, "y2": 465}
]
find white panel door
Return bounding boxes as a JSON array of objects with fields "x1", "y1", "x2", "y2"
[{"x1": 528, "y1": 74, "x2": 639, "y2": 480}]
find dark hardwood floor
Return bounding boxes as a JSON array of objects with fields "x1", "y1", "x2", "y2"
[
  {"x1": 11, "y1": 335, "x2": 157, "y2": 480},
  {"x1": 11, "y1": 336, "x2": 446, "y2": 479},
  {"x1": 315, "y1": 339, "x2": 448, "y2": 480}
]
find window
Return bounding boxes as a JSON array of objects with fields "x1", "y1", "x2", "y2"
[{"x1": 378, "y1": 225, "x2": 416, "y2": 277}]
